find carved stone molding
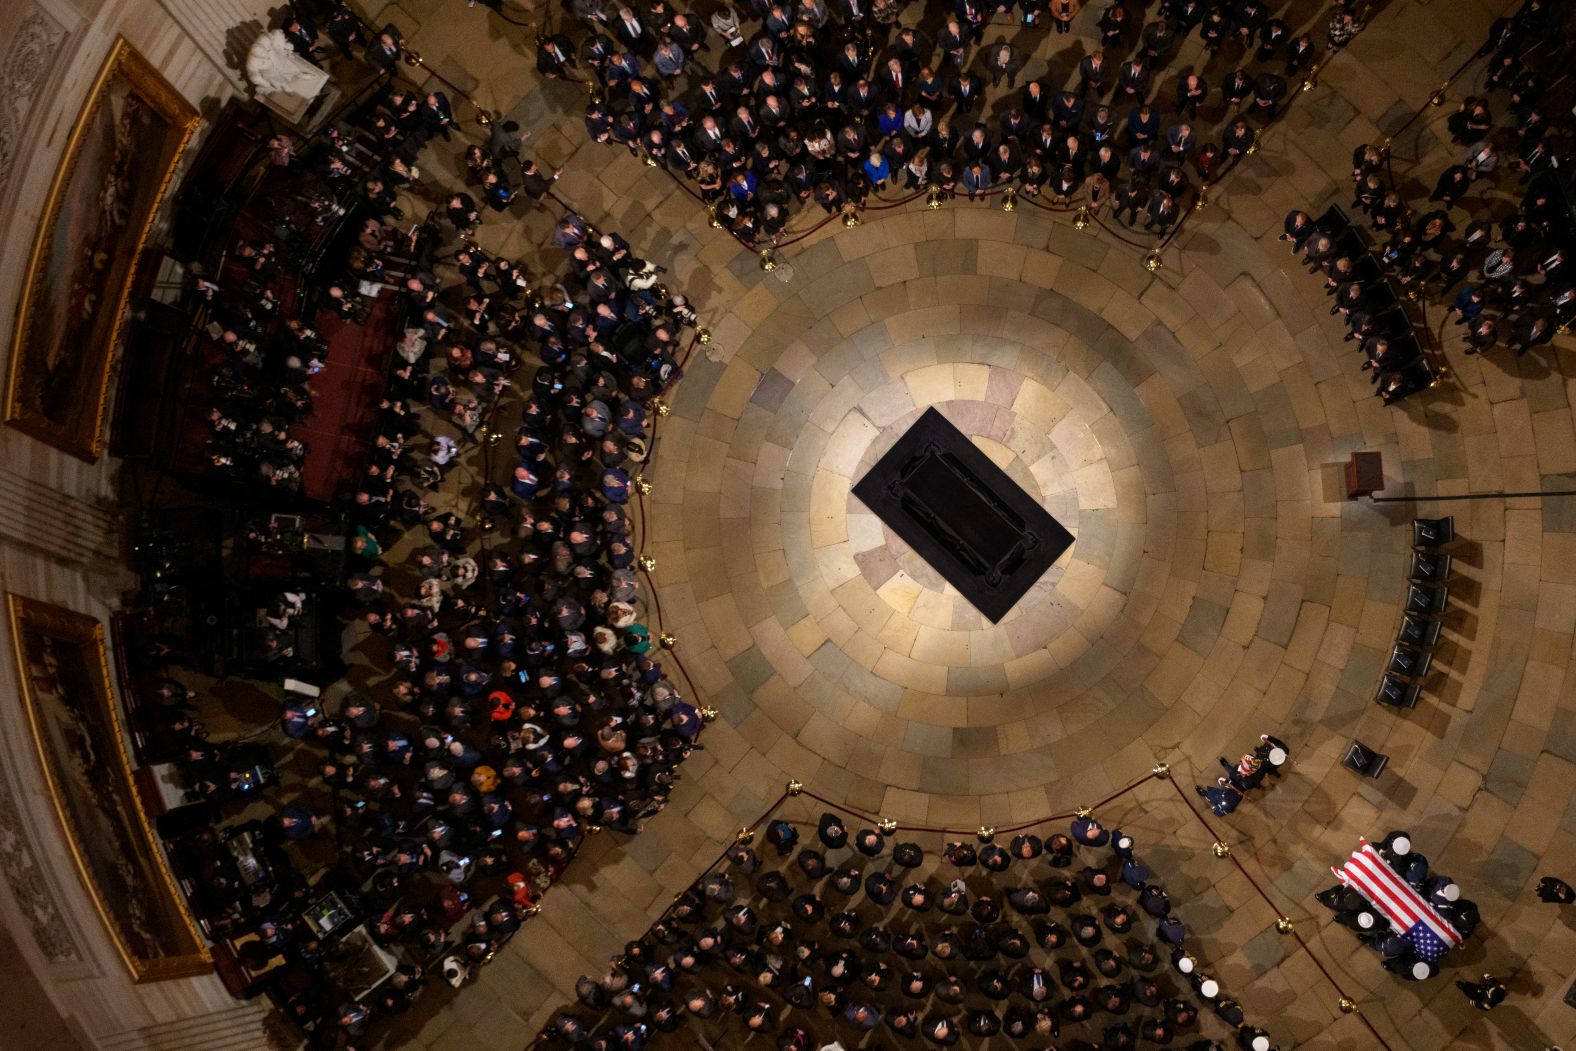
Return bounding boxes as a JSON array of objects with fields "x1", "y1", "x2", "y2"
[
  {"x1": 0, "y1": 5, "x2": 70, "y2": 203},
  {"x1": 0, "y1": 464, "x2": 121, "y2": 569},
  {"x1": 0, "y1": 754, "x2": 83, "y2": 965}
]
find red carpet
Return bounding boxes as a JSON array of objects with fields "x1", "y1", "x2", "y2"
[{"x1": 296, "y1": 292, "x2": 401, "y2": 502}]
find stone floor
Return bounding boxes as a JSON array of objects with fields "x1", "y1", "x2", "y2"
[{"x1": 354, "y1": 0, "x2": 1576, "y2": 1047}]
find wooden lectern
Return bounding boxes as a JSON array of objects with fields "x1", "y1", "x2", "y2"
[{"x1": 1345, "y1": 451, "x2": 1383, "y2": 499}]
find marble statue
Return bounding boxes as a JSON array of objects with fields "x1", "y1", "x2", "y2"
[{"x1": 246, "y1": 29, "x2": 329, "y2": 103}]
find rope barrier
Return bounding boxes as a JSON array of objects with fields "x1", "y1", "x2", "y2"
[
  {"x1": 784, "y1": 778, "x2": 1159, "y2": 844},
  {"x1": 1160, "y1": 775, "x2": 1398, "y2": 1051},
  {"x1": 521, "y1": 767, "x2": 1396, "y2": 1049}
]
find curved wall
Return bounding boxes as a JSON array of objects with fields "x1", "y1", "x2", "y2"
[{"x1": 0, "y1": 0, "x2": 282, "y2": 1047}]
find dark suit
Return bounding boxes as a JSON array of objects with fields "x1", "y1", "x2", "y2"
[
  {"x1": 613, "y1": 14, "x2": 647, "y2": 49},
  {"x1": 537, "y1": 35, "x2": 576, "y2": 77},
  {"x1": 948, "y1": 74, "x2": 982, "y2": 115},
  {"x1": 364, "y1": 27, "x2": 402, "y2": 72}
]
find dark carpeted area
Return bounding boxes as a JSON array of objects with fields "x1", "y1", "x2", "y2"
[
  {"x1": 853, "y1": 408, "x2": 1074, "y2": 623},
  {"x1": 295, "y1": 294, "x2": 400, "y2": 502}
]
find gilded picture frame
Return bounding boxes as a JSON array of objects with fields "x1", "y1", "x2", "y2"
[
  {"x1": 4, "y1": 37, "x2": 200, "y2": 462},
  {"x1": 7, "y1": 595, "x2": 211, "y2": 982}
]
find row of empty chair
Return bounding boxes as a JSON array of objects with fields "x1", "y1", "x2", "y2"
[{"x1": 1377, "y1": 517, "x2": 1456, "y2": 709}]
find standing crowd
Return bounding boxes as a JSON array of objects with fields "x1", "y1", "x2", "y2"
[
  {"x1": 544, "y1": 810, "x2": 1276, "y2": 1050},
  {"x1": 532, "y1": 0, "x2": 1359, "y2": 246},
  {"x1": 151, "y1": 3, "x2": 710, "y2": 1043},
  {"x1": 1284, "y1": 0, "x2": 1571, "y2": 394}
]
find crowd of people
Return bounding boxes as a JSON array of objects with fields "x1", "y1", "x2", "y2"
[
  {"x1": 126, "y1": 0, "x2": 1576, "y2": 1045},
  {"x1": 148, "y1": 4, "x2": 713, "y2": 1044},
  {"x1": 1278, "y1": 204, "x2": 1441, "y2": 404},
  {"x1": 532, "y1": 0, "x2": 1359, "y2": 246},
  {"x1": 1313, "y1": 831, "x2": 1480, "y2": 984},
  {"x1": 190, "y1": 12, "x2": 466, "y2": 494},
  {"x1": 542, "y1": 810, "x2": 1276, "y2": 1050},
  {"x1": 1288, "y1": 0, "x2": 1573, "y2": 381}
]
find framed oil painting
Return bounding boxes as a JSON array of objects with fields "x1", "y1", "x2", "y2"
[
  {"x1": 4, "y1": 38, "x2": 200, "y2": 462},
  {"x1": 7, "y1": 595, "x2": 210, "y2": 981}
]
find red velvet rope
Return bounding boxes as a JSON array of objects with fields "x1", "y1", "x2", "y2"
[
  {"x1": 522, "y1": 768, "x2": 1393, "y2": 1049},
  {"x1": 1160, "y1": 775, "x2": 1397, "y2": 1050}
]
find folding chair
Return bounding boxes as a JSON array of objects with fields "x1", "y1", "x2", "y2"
[
  {"x1": 1397, "y1": 614, "x2": 1443, "y2": 649},
  {"x1": 1408, "y1": 551, "x2": 1452, "y2": 584},
  {"x1": 1405, "y1": 584, "x2": 1449, "y2": 617},
  {"x1": 1412, "y1": 516, "x2": 1455, "y2": 549},
  {"x1": 1386, "y1": 645, "x2": 1433, "y2": 681},
  {"x1": 1375, "y1": 675, "x2": 1421, "y2": 709}
]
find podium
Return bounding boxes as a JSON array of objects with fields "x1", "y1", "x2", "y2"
[{"x1": 1345, "y1": 451, "x2": 1384, "y2": 499}]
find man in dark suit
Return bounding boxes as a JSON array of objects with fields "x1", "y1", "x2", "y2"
[
  {"x1": 892, "y1": 26, "x2": 930, "y2": 70},
  {"x1": 985, "y1": 42, "x2": 1023, "y2": 87},
  {"x1": 282, "y1": 13, "x2": 322, "y2": 65},
  {"x1": 613, "y1": 5, "x2": 648, "y2": 49},
  {"x1": 728, "y1": 104, "x2": 761, "y2": 142},
  {"x1": 949, "y1": 72, "x2": 983, "y2": 116},
  {"x1": 1079, "y1": 50, "x2": 1110, "y2": 95},
  {"x1": 667, "y1": 13, "x2": 705, "y2": 54},
  {"x1": 1117, "y1": 58, "x2": 1151, "y2": 100},
  {"x1": 962, "y1": 161, "x2": 992, "y2": 199},
  {"x1": 691, "y1": 76, "x2": 724, "y2": 115},
  {"x1": 937, "y1": 19, "x2": 968, "y2": 67},
  {"x1": 692, "y1": 115, "x2": 726, "y2": 154},
  {"x1": 518, "y1": 158, "x2": 561, "y2": 200},
  {"x1": 364, "y1": 24, "x2": 403, "y2": 73},
  {"x1": 323, "y1": 4, "x2": 363, "y2": 59},
  {"x1": 1021, "y1": 80, "x2": 1050, "y2": 121},
  {"x1": 747, "y1": 33, "x2": 781, "y2": 68},
  {"x1": 536, "y1": 33, "x2": 577, "y2": 78},
  {"x1": 1509, "y1": 310, "x2": 1553, "y2": 356},
  {"x1": 877, "y1": 56, "x2": 908, "y2": 103},
  {"x1": 419, "y1": 92, "x2": 455, "y2": 140}
]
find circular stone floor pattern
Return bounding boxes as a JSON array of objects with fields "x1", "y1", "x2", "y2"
[{"x1": 646, "y1": 207, "x2": 1318, "y2": 821}]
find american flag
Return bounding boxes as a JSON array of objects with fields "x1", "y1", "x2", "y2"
[{"x1": 1331, "y1": 839, "x2": 1461, "y2": 961}]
